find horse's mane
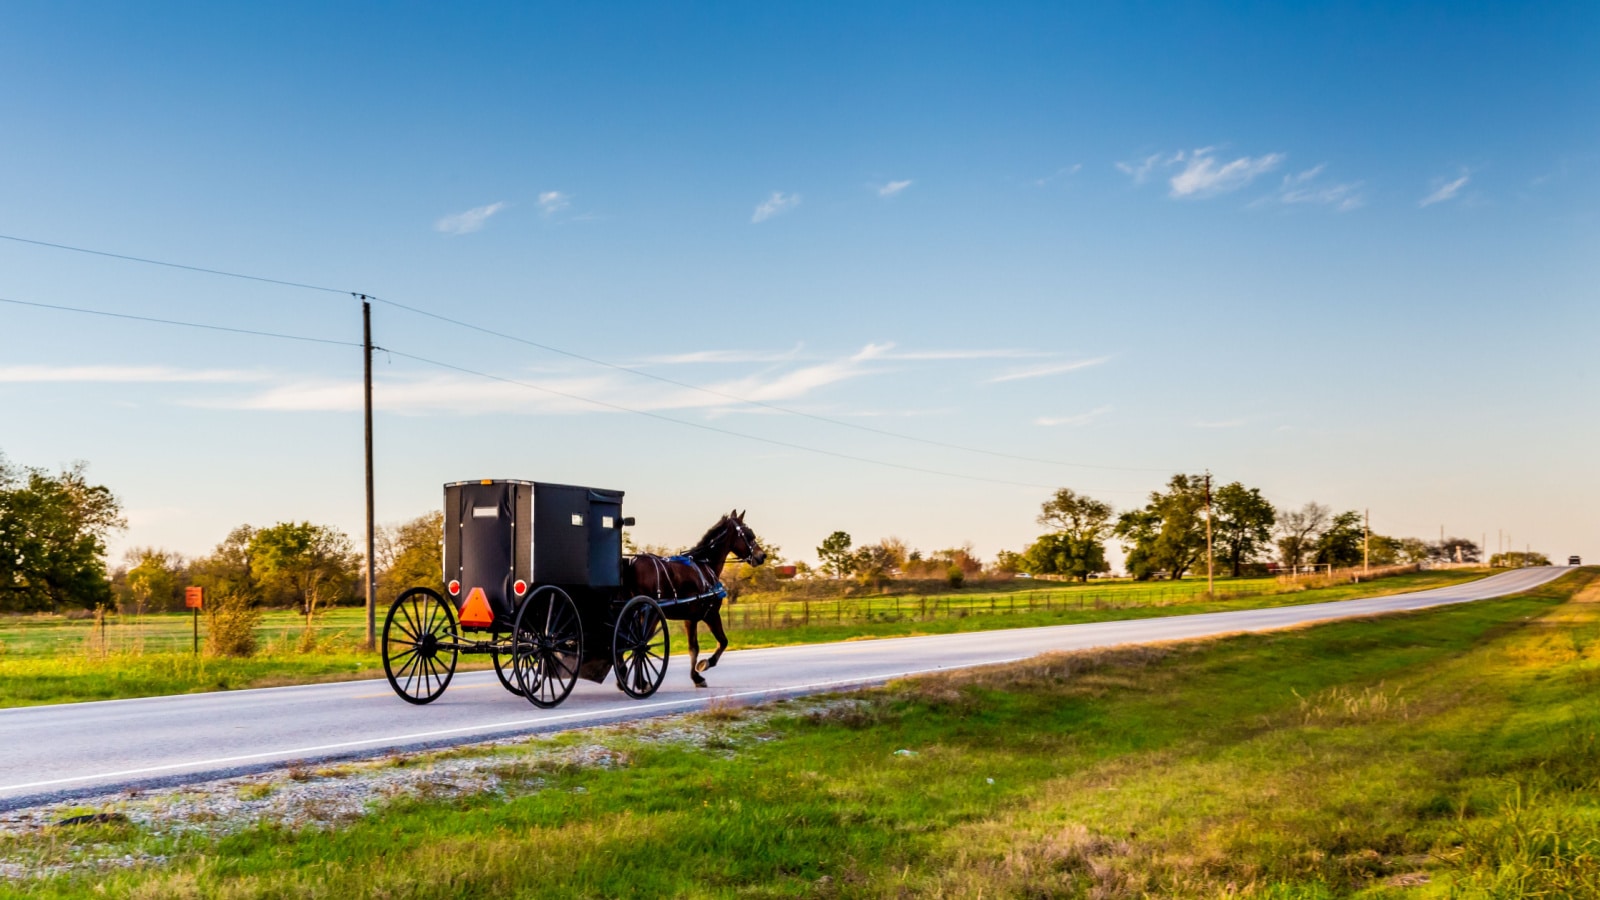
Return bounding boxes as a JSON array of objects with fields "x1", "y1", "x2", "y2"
[{"x1": 685, "y1": 515, "x2": 730, "y2": 559}]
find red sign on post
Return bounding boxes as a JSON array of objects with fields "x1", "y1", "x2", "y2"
[{"x1": 185, "y1": 586, "x2": 204, "y2": 610}]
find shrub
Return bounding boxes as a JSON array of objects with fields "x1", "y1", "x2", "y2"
[
  {"x1": 206, "y1": 591, "x2": 262, "y2": 657},
  {"x1": 946, "y1": 565, "x2": 965, "y2": 587}
]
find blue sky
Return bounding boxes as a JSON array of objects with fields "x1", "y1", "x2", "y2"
[{"x1": 1, "y1": 2, "x2": 1595, "y2": 568}]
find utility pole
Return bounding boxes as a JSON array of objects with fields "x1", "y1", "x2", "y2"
[
  {"x1": 1204, "y1": 471, "x2": 1214, "y2": 597},
  {"x1": 1363, "y1": 509, "x2": 1370, "y2": 575},
  {"x1": 362, "y1": 296, "x2": 377, "y2": 651}
]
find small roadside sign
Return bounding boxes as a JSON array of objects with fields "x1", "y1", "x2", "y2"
[{"x1": 185, "y1": 586, "x2": 204, "y2": 610}]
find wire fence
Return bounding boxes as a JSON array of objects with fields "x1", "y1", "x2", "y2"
[{"x1": 721, "y1": 581, "x2": 1288, "y2": 631}]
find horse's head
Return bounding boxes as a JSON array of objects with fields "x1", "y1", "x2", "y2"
[{"x1": 726, "y1": 509, "x2": 766, "y2": 567}]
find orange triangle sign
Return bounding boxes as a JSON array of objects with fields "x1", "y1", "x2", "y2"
[{"x1": 459, "y1": 587, "x2": 495, "y2": 627}]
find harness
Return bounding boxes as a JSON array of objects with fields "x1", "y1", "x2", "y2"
[{"x1": 631, "y1": 519, "x2": 754, "y2": 604}]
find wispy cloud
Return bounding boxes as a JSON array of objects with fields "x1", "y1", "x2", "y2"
[
  {"x1": 200, "y1": 344, "x2": 904, "y2": 416},
  {"x1": 434, "y1": 201, "x2": 508, "y2": 235},
  {"x1": 1168, "y1": 148, "x2": 1284, "y2": 198},
  {"x1": 0, "y1": 365, "x2": 266, "y2": 383},
  {"x1": 1035, "y1": 405, "x2": 1112, "y2": 427},
  {"x1": 874, "y1": 346, "x2": 1051, "y2": 361},
  {"x1": 1420, "y1": 171, "x2": 1470, "y2": 207},
  {"x1": 752, "y1": 191, "x2": 801, "y2": 223},
  {"x1": 538, "y1": 191, "x2": 570, "y2": 216},
  {"x1": 1115, "y1": 153, "x2": 1169, "y2": 184},
  {"x1": 876, "y1": 180, "x2": 913, "y2": 198},
  {"x1": 1265, "y1": 165, "x2": 1365, "y2": 211},
  {"x1": 1034, "y1": 164, "x2": 1083, "y2": 187},
  {"x1": 988, "y1": 356, "x2": 1109, "y2": 383},
  {"x1": 1194, "y1": 418, "x2": 1246, "y2": 429},
  {"x1": 642, "y1": 346, "x2": 807, "y2": 365},
  {"x1": 1118, "y1": 147, "x2": 1285, "y2": 198}
]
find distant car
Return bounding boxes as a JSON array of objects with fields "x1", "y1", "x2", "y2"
[
  {"x1": 1015, "y1": 573, "x2": 1033, "y2": 579},
  {"x1": 1571, "y1": 555, "x2": 1583, "y2": 566}
]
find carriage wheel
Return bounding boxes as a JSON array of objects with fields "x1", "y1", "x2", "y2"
[
  {"x1": 490, "y1": 644, "x2": 524, "y2": 697},
  {"x1": 512, "y1": 587, "x2": 582, "y2": 708},
  {"x1": 382, "y1": 587, "x2": 459, "y2": 705},
  {"x1": 613, "y1": 596, "x2": 670, "y2": 699}
]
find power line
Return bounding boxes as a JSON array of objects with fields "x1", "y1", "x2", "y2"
[
  {"x1": 0, "y1": 233, "x2": 351, "y2": 296},
  {"x1": 0, "y1": 231, "x2": 1170, "y2": 474},
  {"x1": 0, "y1": 296, "x2": 359, "y2": 347}
]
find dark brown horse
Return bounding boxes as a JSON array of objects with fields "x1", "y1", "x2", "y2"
[{"x1": 624, "y1": 510, "x2": 765, "y2": 687}]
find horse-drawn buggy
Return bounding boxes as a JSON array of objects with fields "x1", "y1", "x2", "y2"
[{"x1": 381, "y1": 479, "x2": 764, "y2": 708}]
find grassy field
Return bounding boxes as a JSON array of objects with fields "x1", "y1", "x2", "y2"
[
  {"x1": 0, "y1": 569, "x2": 1490, "y2": 707},
  {"x1": 4, "y1": 568, "x2": 1595, "y2": 897}
]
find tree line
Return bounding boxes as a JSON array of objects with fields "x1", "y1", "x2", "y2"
[
  {"x1": 0, "y1": 452, "x2": 445, "y2": 615},
  {"x1": 1013, "y1": 477, "x2": 1486, "y2": 582}
]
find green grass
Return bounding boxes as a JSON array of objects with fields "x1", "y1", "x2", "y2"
[
  {"x1": 0, "y1": 569, "x2": 1490, "y2": 707},
  {"x1": 5, "y1": 568, "x2": 1596, "y2": 898}
]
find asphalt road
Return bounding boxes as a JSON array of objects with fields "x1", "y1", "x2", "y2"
[{"x1": 0, "y1": 567, "x2": 1570, "y2": 810}]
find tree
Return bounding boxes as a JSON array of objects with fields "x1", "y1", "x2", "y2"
[
  {"x1": 1114, "y1": 474, "x2": 1208, "y2": 580},
  {"x1": 1313, "y1": 511, "x2": 1365, "y2": 568},
  {"x1": 377, "y1": 512, "x2": 444, "y2": 598},
  {"x1": 816, "y1": 531, "x2": 854, "y2": 579},
  {"x1": 121, "y1": 547, "x2": 186, "y2": 614},
  {"x1": 1210, "y1": 483, "x2": 1276, "y2": 578},
  {"x1": 248, "y1": 522, "x2": 358, "y2": 624},
  {"x1": 1436, "y1": 536, "x2": 1481, "y2": 564},
  {"x1": 0, "y1": 456, "x2": 124, "y2": 612},
  {"x1": 1037, "y1": 488, "x2": 1115, "y2": 544},
  {"x1": 189, "y1": 525, "x2": 258, "y2": 603},
  {"x1": 992, "y1": 549, "x2": 1024, "y2": 575},
  {"x1": 1029, "y1": 488, "x2": 1115, "y2": 582},
  {"x1": 852, "y1": 543, "x2": 898, "y2": 589},
  {"x1": 1276, "y1": 502, "x2": 1330, "y2": 570},
  {"x1": 1021, "y1": 533, "x2": 1109, "y2": 582}
]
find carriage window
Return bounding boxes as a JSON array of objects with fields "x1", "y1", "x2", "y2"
[
  {"x1": 571, "y1": 514, "x2": 584, "y2": 526},
  {"x1": 472, "y1": 507, "x2": 497, "y2": 519},
  {"x1": 602, "y1": 516, "x2": 614, "y2": 529}
]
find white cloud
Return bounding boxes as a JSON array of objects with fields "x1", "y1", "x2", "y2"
[
  {"x1": 0, "y1": 365, "x2": 265, "y2": 383},
  {"x1": 641, "y1": 346, "x2": 806, "y2": 365},
  {"x1": 538, "y1": 191, "x2": 571, "y2": 216},
  {"x1": 1034, "y1": 164, "x2": 1082, "y2": 187},
  {"x1": 1268, "y1": 165, "x2": 1365, "y2": 211},
  {"x1": 1118, "y1": 148, "x2": 1285, "y2": 198},
  {"x1": 200, "y1": 344, "x2": 904, "y2": 416},
  {"x1": 752, "y1": 191, "x2": 801, "y2": 223},
  {"x1": 1035, "y1": 405, "x2": 1112, "y2": 427},
  {"x1": 988, "y1": 357, "x2": 1109, "y2": 383},
  {"x1": 876, "y1": 180, "x2": 913, "y2": 197},
  {"x1": 434, "y1": 201, "x2": 508, "y2": 235},
  {"x1": 1420, "y1": 172, "x2": 1470, "y2": 207},
  {"x1": 1168, "y1": 148, "x2": 1284, "y2": 198},
  {"x1": 1115, "y1": 153, "x2": 1169, "y2": 184},
  {"x1": 1194, "y1": 418, "x2": 1246, "y2": 429}
]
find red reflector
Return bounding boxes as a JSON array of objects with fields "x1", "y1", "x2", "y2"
[
  {"x1": 513, "y1": 580, "x2": 528, "y2": 596},
  {"x1": 447, "y1": 580, "x2": 461, "y2": 596}
]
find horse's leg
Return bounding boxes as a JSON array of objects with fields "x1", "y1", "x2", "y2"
[
  {"x1": 684, "y1": 620, "x2": 706, "y2": 687},
  {"x1": 698, "y1": 604, "x2": 730, "y2": 672}
]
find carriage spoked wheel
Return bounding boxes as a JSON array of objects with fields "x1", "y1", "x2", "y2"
[
  {"x1": 382, "y1": 587, "x2": 459, "y2": 705},
  {"x1": 613, "y1": 596, "x2": 670, "y2": 699},
  {"x1": 511, "y1": 587, "x2": 583, "y2": 708},
  {"x1": 490, "y1": 642, "x2": 524, "y2": 697}
]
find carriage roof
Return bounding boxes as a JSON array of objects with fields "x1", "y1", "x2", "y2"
[{"x1": 443, "y1": 479, "x2": 626, "y2": 593}]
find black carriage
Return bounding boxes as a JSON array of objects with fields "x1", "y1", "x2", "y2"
[{"x1": 381, "y1": 479, "x2": 673, "y2": 708}]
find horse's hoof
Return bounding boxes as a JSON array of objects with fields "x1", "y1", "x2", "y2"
[
  {"x1": 695, "y1": 681, "x2": 708, "y2": 689},
  {"x1": 694, "y1": 660, "x2": 710, "y2": 673}
]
